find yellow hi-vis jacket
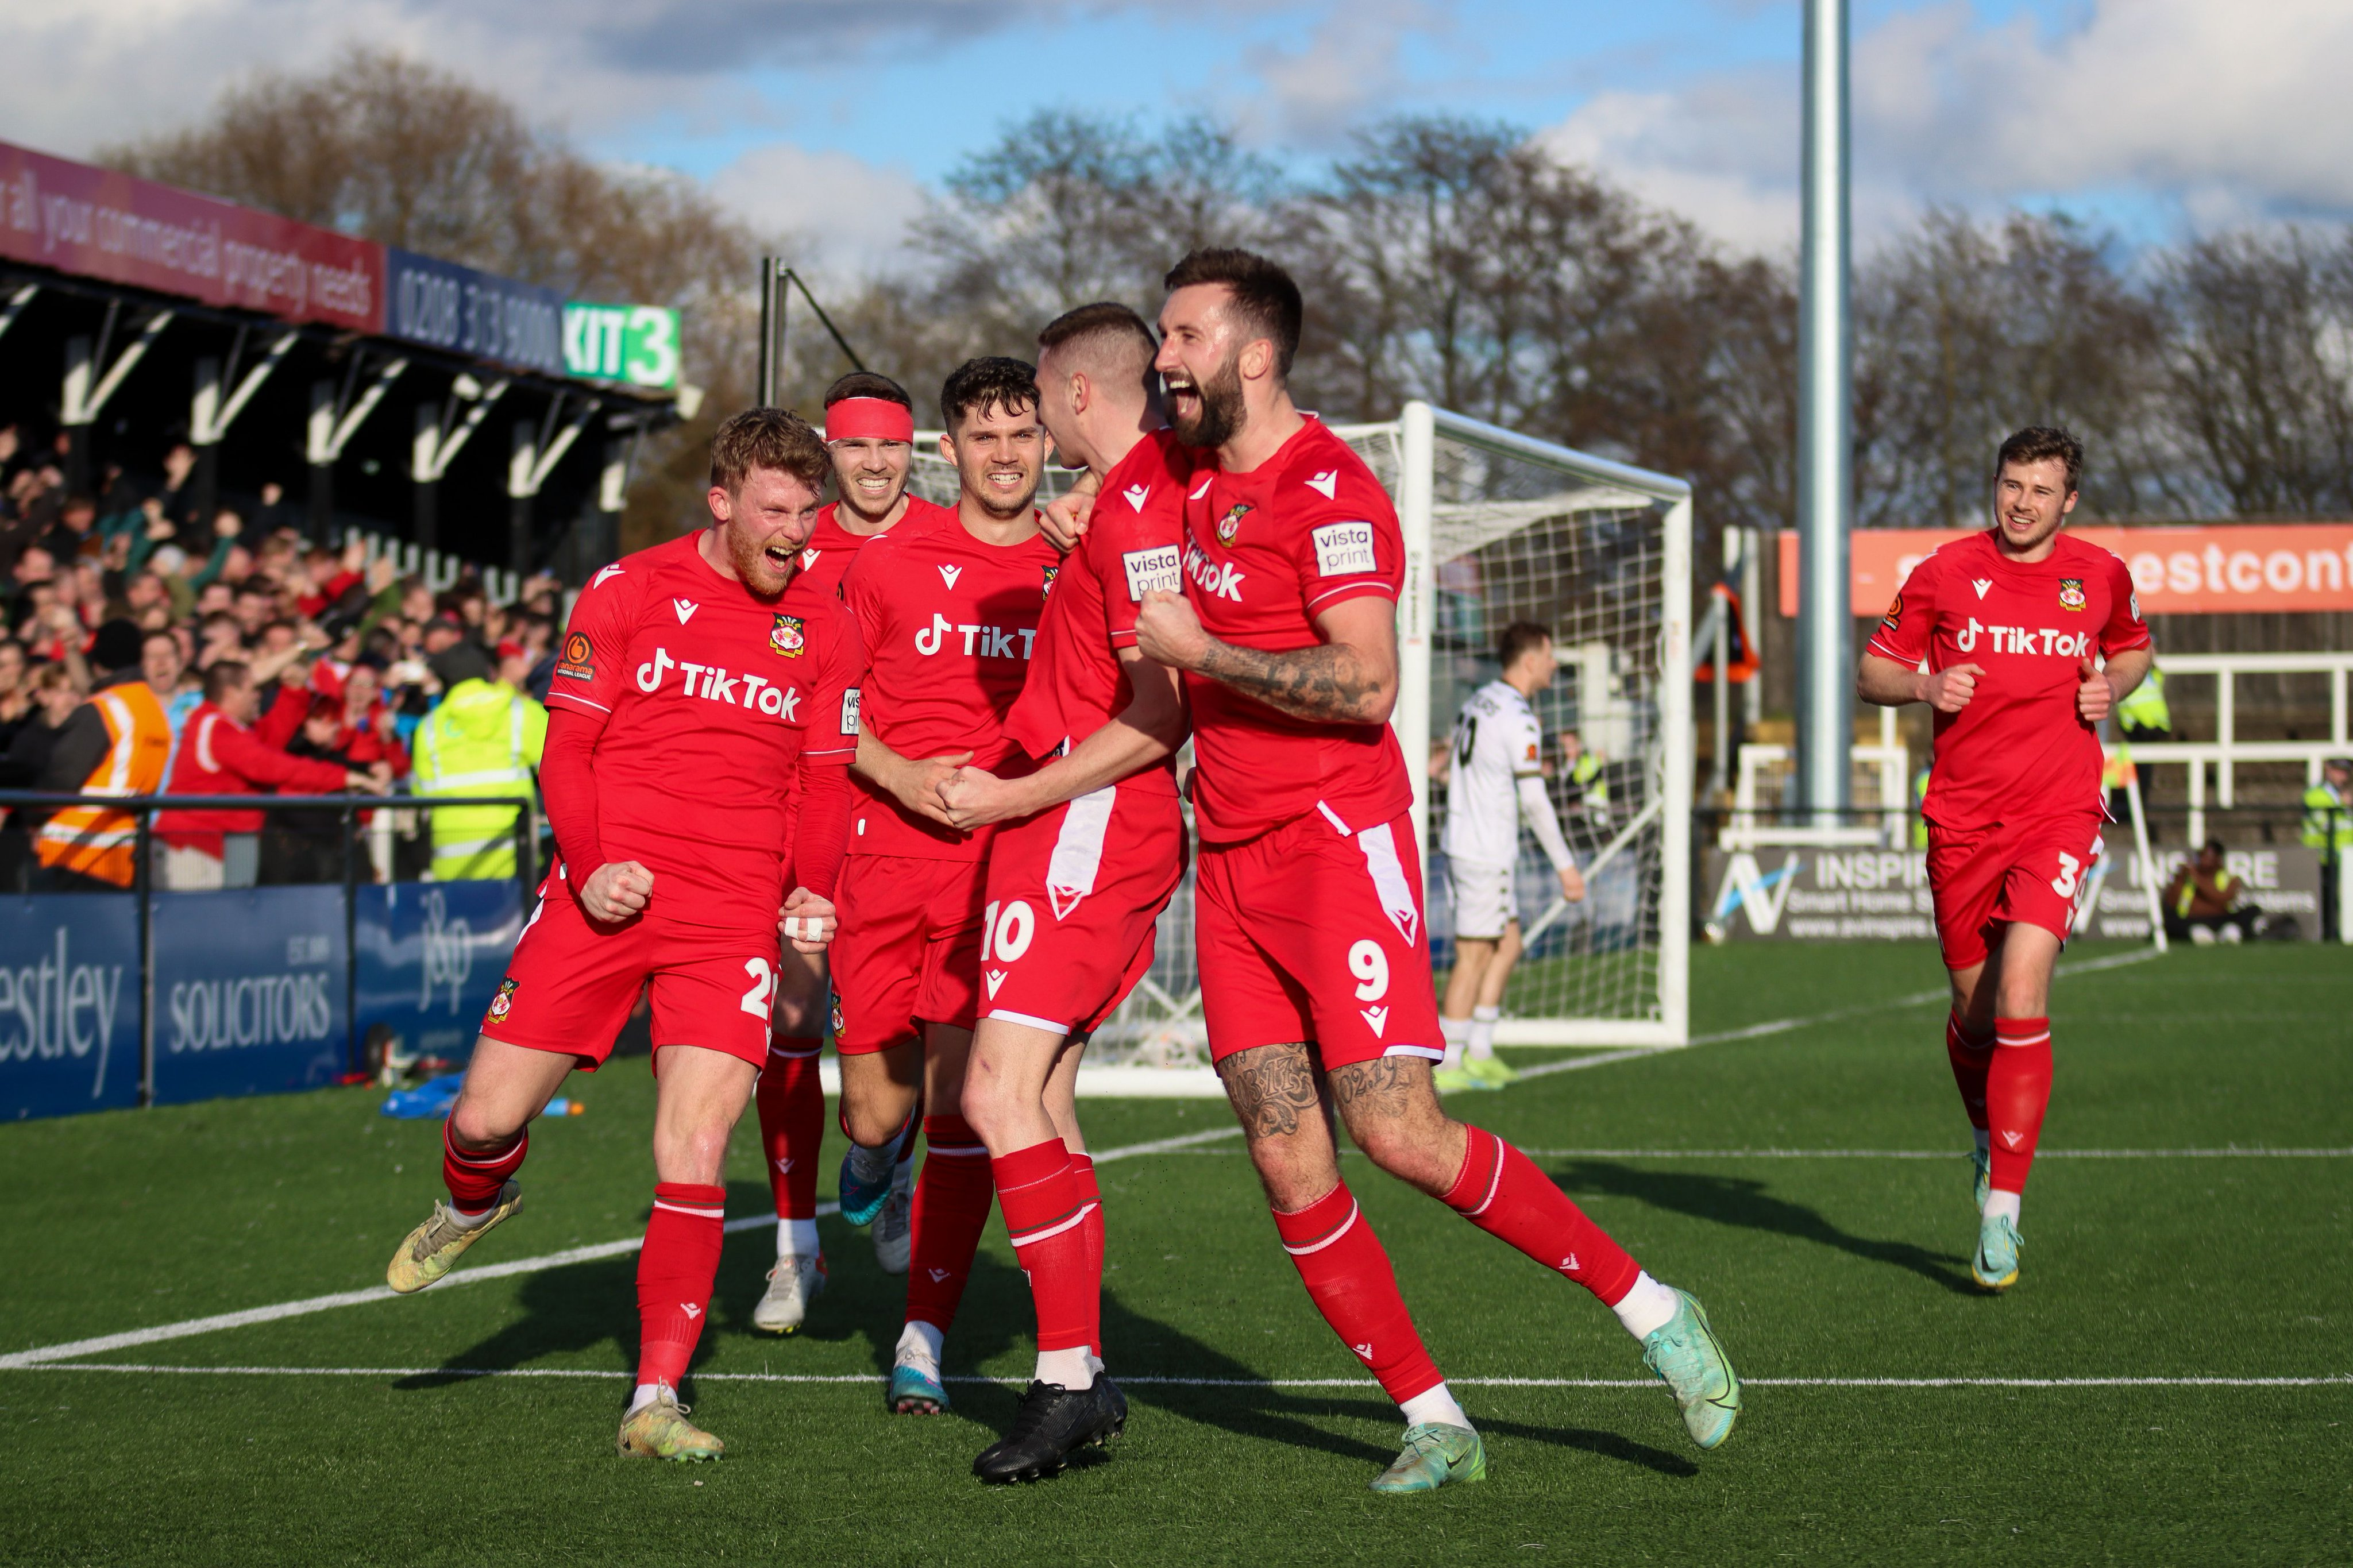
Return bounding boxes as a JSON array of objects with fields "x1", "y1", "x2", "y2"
[
  {"x1": 2302, "y1": 780, "x2": 2352, "y2": 853},
  {"x1": 411, "y1": 679, "x2": 547, "y2": 880},
  {"x1": 36, "y1": 680, "x2": 170, "y2": 887},
  {"x1": 2117, "y1": 666, "x2": 2170, "y2": 735}
]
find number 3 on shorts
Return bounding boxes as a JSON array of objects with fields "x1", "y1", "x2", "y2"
[
  {"x1": 2050, "y1": 851, "x2": 2081, "y2": 898},
  {"x1": 739, "y1": 956, "x2": 777, "y2": 1017}
]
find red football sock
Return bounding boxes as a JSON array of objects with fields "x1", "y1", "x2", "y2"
[
  {"x1": 993, "y1": 1140, "x2": 1096, "y2": 1354},
  {"x1": 755, "y1": 1038, "x2": 826, "y2": 1221},
  {"x1": 1271, "y1": 1183, "x2": 1445, "y2": 1404},
  {"x1": 442, "y1": 1121, "x2": 526, "y2": 1214},
  {"x1": 903, "y1": 1114, "x2": 993, "y2": 1333},
  {"x1": 1444, "y1": 1126, "x2": 1641, "y2": 1306},
  {"x1": 1070, "y1": 1152, "x2": 1104, "y2": 1358},
  {"x1": 635, "y1": 1182, "x2": 726, "y2": 1392},
  {"x1": 1946, "y1": 1010, "x2": 1994, "y2": 1131},
  {"x1": 1986, "y1": 1017, "x2": 2054, "y2": 1196}
]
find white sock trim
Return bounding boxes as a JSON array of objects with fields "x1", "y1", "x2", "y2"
[
  {"x1": 779, "y1": 1217, "x2": 820, "y2": 1257},
  {"x1": 896, "y1": 1319, "x2": 945, "y2": 1373},
  {"x1": 1611, "y1": 1271, "x2": 1681, "y2": 1341},
  {"x1": 1035, "y1": 1346, "x2": 1096, "y2": 1390},
  {"x1": 1984, "y1": 1189, "x2": 2022, "y2": 1223},
  {"x1": 1399, "y1": 1384, "x2": 1471, "y2": 1431},
  {"x1": 1467, "y1": 1006, "x2": 1499, "y2": 1061},
  {"x1": 628, "y1": 1381, "x2": 665, "y2": 1415}
]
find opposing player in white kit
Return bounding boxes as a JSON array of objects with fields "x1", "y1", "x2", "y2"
[{"x1": 1435, "y1": 621, "x2": 1584, "y2": 1094}]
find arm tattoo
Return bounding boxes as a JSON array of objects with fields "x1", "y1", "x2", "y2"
[
  {"x1": 1194, "y1": 638, "x2": 1388, "y2": 724},
  {"x1": 1217, "y1": 1044, "x2": 1321, "y2": 1139},
  {"x1": 1329, "y1": 1056, "x2": 1422, "y2": 1124}
]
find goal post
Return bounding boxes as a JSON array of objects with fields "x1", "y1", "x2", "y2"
[
  {"x1": 1376, "y1": 402, "x2": 1692, "y2": 1049},
  {"x1": 903, "y1": 401, "x2": 1693, "y2": 1063}
]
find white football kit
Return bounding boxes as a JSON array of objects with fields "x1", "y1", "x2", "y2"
[{"x1": 1440, "y1": 679, "x2": 1577, "y2": 939}]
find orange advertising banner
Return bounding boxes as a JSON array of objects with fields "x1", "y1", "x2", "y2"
[{"x1": 1777, "y1": 523, "x2": 2353, "y2": 616}]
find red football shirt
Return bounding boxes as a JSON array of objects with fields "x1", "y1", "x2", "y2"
[
  {"x1": 1178, "y1": 415, "x2": 1410, "y2": 844},
  {"x1": 545, "y1": 531, "x2": 859, "y2": 928},
  {"x1": 1868, "y1": 528, "x2": 2151, "y2": 831},
  {"x1": 838, "y1": 507, "x2": 1059, "y2": 860},
  {"x1": 1004, "y1": 427, "x2": 1188, "y2": 793},
  {"x1": 799, "y1": 495, "x2": 955, "y2": 599}
]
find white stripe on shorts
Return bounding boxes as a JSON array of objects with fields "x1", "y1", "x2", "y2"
[
  {"x1": 1382, "y1": 1043, "x2": 1445, "y2": 1062},
  {"x1": 983, "y1": 1007, "x2": 1073, "y2": 1036},
  {"x1": 1044, "y1": 784, "x2": 1116, "y2": 913},
  {"x1": 1355, "y1": 820, "x2": 1421, "y2": 943}
]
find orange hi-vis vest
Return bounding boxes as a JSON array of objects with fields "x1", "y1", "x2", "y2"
[{"x1": 36, "y1": 680, "x2": 171, "y2": 887}]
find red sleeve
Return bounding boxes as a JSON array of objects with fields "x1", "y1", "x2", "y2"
[
  {"x1": 2100, "y1": 551, "x2": 2151, "y2": 656},
  {"x1": 213, "y1": 720, "x2": 349, "y2": 793},
  {"x1": 253, "y1": 683, "x2": 310, "y2": 750},
  {"x1": 1293, "y1": 467, "x2": 1402, "y2": 619},
  {"x1": 545, "y1": 563, "x2": 642, "y2": 719},
  {"x1": 538, "y1": 705, "x2": 606, "y2": 874},
  {"x1": 1866, "y1": 551, "x2": 1938, "y2": 665},
  {"x1": 790, "y1": 763, "x2": 850, "y2": 898},
  {"x1": 803, "y1": 590, "x2": 866, "y2": 766}
]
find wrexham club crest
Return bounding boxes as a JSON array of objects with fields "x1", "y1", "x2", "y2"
[
  {"x1": 770, "y1": 613, "x2": 805, "y2": 656},
  {"x1": 1216, "y1": 502, "x2": 1253, "y2": 544},
  {"x1": 2058, "y1": 578, "x2": 2086, "y2": 612},
  {"x1": 487, "y1": 976, "x2": 519, "y2": 1025},
  {"x1": 1041, "y1": 563, "x2": 1059, "y2": 600}
]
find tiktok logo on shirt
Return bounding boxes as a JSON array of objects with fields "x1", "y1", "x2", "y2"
[
  {"x1": 632, "y1": 646, "x2": 804, "y2": 719},
  {"x1": 1953, "y1": 617, "x2": 2093, "y2": 659},
  {"x1": 910, "y1": 614, "x2": 1037, "y2": 660}
]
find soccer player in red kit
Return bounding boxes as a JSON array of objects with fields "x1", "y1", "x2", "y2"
[
  {"x1": 828, "y1": 357, "x2": 1063, "y2": 1416},
  {"x1": 752, "y1": 372, "x2": 958, "y2": 1335},
  {"x1": 381, "y1": 408, "x2": 860, "y2": 1462},
  {"x1": 1130, "y1": 249, "x2": 1740, "y2": 1493},
  {"x1": 1859, "y1": 425, "x2": 2152, "y2": 1292},
  {"x1": 938, "y1": 303, "x2": 1190, "y2": 1481}
]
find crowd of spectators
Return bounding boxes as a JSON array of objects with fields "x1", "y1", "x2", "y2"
[{"x1": 0, "y1": 423, "x2": 566, "y2": 891}]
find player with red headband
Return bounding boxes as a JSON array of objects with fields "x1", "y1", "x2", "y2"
[
  {"x1": 751, "y1": 372, "x2": 957, "y2": 1337},
  {"x1": 819, "y1": 357, "x2": 1063, "y2": 1418},
  {"x1": 935, "y1": 303, "x2": 1190, "y2": 1481},
  {"x1": 1859, "y1": 424, "x2": 2152, "y2": 1292},
  {"x1": 1130, "y1": 249, "x2": 1740, "y2": 1494},
  {"x1": 381, "y1": 407, "x2": 861, "y2": 1462}
]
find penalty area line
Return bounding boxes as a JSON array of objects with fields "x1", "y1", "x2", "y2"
[{"x1": 5, "y1": 1362, "x2": 2346, "y2": 1392}]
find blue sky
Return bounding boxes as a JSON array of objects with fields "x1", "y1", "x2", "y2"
[{"x1": 8, "y1": 0, "x2": 2350, "y2": 272}]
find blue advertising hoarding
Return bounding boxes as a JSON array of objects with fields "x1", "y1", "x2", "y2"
[
  {"x1": 0, "y1": 895, "x2": 141, "y2": 1121},
  {"x1": 385, "y1": 248, "x2": 566, "y2": 377},
  {"x1": 149, "y1": 887, "x2": 348, "y2": 1105},
  {"x1": 354, "y1": 880, "x2": 525, "y2": 1061}
]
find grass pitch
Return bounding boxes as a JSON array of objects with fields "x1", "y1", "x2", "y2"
[{"x1": 2, "y1": 941, "x2": 2347, "y2": 1566}]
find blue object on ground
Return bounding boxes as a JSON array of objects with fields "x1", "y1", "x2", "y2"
[{"x1": 381, "y1": 1074, "x2": 465, "y2": 1119}]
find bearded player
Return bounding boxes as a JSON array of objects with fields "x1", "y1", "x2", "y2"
[
  {"x1": 935, "y1": 303, "x2": 1190, "y2": 1481},
  {"x1": 1858, "y1": 425, "x2": 2151, "y2": 1292},
  {"x1": 826, "y1": 357, "x2": 1063, "y2": 1416},
  {"x1": 1129, "y1": 249, "x2": 1738, "y2": 1494},
  {"x1": 753, "y1": 372, "x2": 958, "y2": 1336},
  {"x1": 382, "y1": 408, "x2": 859, "y2": 1462}
]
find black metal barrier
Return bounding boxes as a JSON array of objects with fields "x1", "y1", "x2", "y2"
[{"x1": 0, "y1": 791, "x2": 541, "y2": 1121}]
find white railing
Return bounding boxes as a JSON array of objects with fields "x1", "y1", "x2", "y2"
[
  {"x1": 1723, "y1": 704, "x2": 1910, "y2": 849},
  {"x1": 2113, "y1": 652, "x2": 2353, "y2": 847},
  {"x1": 342, "y1": 527, "x2": 523, "y2": 605}
]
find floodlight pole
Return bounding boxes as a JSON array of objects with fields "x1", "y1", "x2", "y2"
[
  {"x1": 1797, "y1": 0, "x2": 1853, "y2": 821},
  {"x1": 757, "y1": 257, "x2": 787, "y2": 408}
]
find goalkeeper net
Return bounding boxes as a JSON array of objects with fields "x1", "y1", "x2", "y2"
[{"x1": 905, "y1": 403, "x2": 1692, "y2": 1061}]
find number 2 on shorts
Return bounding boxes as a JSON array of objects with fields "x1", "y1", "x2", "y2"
[{"x1": 739, "y1": 956, "x2": 777, "y2": 1017}]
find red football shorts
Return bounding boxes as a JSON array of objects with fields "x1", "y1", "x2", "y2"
[
  {"x1": 1925, "y1": 811, "x2": 2105, "y2": 969},
  {"x1": 979, "y1": 779, "x2": 1186, "y2": 1036},
  {"x1": 478, "y1": 868, "x2": 779, "y2": 1071},
  {"x1": 1194, "y1": 806, "x2": 1444, "y2": 1071},
  {"x1": 831, "y1": 853, "x2": 986, "y2": 1053}
]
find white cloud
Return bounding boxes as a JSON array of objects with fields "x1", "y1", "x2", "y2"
[
  {"x1": 1536, "y1": 0, "x2": 2353, "y2": 252},
  {"x1": 707, "y1": 142, "x2": 928, "y2": 280},
  {"x1": 1239, "y1": 0, "x2": 1437, "y2": 145}
]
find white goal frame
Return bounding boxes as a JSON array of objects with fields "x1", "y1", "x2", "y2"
[{"x1": 905, "y1": 399, "x2": 1693, "y2": 1056}]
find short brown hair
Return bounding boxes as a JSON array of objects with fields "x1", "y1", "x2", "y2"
[
  {"x1": 203, "y1": 661, "x2": 252, "y2": 705},
  {"x1": 709, "y1": 407, "x2": 830, "y2": 495},
  {"x1": 1497, "y1": 620, "x2": 1554, "y2": 670},
  {"x1": 939, "y1": 357, "x2": 1040, "y2": 435},
  {"x1": 1039, "y1": 302, "x2": 1159, "y2": 398},
  {"x1": 823, "y1": 372, "x2": 912, "y2": 410},
  {"x1": 1163, "y1": 248, "x2": 1303, "y2": 378},
  {"x1": 1995, "y1": 426, "x2": 2083, "y2": 494}
]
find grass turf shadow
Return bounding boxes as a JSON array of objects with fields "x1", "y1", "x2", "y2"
[{"x1": 1544, "y1": 1158, "x2": 1979, "y2": 1296}]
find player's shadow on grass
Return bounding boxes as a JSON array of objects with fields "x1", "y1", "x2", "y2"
[{"x1": 1544, "y1": 1158, "x2": 1978, "y2": 1296}]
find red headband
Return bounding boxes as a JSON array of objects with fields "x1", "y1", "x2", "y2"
[{"x1": 825, "y1": 397, "x2": 915, "y2": 443}]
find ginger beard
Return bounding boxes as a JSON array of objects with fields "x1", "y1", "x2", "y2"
[
  {"x1": 945, "y1": 399, "x2": 1047, "y2": 520},
  {"x1": 712, "y1": 466, "x2": 822, "y2": 594}
]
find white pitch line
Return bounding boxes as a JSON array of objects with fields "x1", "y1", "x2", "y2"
[
  {"x1": 7, "y1": 1362, "x2": 2346, "y2": 1392},
  {"x1": 1514, "y1": 1148, "x2": 2353, "y2": 1160},
  {"x1": 0, "y1": 951, "x2": 2178, "y2": 1373}
]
